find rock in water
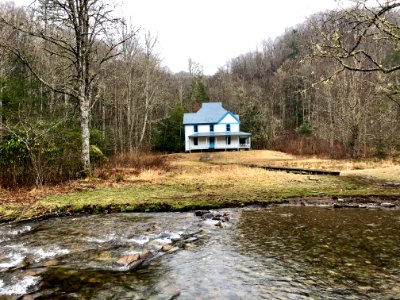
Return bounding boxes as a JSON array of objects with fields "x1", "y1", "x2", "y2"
[
  {"x1": 381, "y1": 202, "x2": 395, "y2": 208},
  {"x1": 139, "y1": 250, "x2": 153, "y2": 260},
  {"x1": 194, "y1": 210, "x2": 210, "y2": 217},
  {"x1": 161, "y1": 244, "x2": 173, "y2": 252},
  {"x1": 43, "y1": 259, "x2": 59, "y2": 267},
  {"x1": 182, "y1": 243, "x2": 195, "y2": 249},
  {"x1": 117, "y1": 253, "x2": 140, "y2": 265},
  {"x1": 202, "y1": 213, "x2": 214, "y2": 219},
  {"x1": 215, "y1": 221, "x2": 223, "y2": 228}
]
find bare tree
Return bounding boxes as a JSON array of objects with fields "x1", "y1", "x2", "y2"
[
  {"x1": 315, "y1": 0, "x2": 400, "y2": 73},
  {"x1": 0, "y1": 0, "x2": 131, "y2": 173}
]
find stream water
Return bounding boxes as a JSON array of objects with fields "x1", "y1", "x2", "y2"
[{"x1": 0, "y1": 207, "x2": 399, "y2": 299}]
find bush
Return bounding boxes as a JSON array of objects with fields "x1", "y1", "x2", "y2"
[
  {"x1": 106, "y1": 151, "x2": 170, "y2": 171},
  {"x1": 90, "y1": 145, "x2": 107, "y2": 167},
  {"x1": 0, "y1": 132, "x2": 32, "y2": 186},
  {"x1": 0, "y1": 123, "x2": 83, "y2": 187},
  {"x1": 374, "y1": 138, "x2": 388, "y2": 159}
]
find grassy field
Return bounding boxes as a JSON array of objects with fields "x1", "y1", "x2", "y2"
[{"x1": 1, "y1": 150, "x2": 399, "y2": 222}]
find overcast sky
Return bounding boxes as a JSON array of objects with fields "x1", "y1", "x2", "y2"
[{"x1": 9, "y1": 0, "x2": 341, "y2": 75}]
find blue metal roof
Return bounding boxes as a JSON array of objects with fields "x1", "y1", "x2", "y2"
[{"x1": 183, "y1": 102, "x2": 239, "y2": 125}]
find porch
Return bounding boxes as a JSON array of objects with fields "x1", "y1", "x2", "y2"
[{"x1": 186, "y1": 132, "x2": 251, "y2": 152}]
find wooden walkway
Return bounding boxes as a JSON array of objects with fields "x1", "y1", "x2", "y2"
[
  {"x1": 208, "y1": 161, "x2": 341, "y2": 176},
  {"x1": 246, "y1": 164, "x2": 340, "y2": 176}
]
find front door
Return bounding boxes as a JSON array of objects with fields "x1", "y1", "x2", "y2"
[{"x1": 209, "y1": 137, "x2": 215, "y2": 149}]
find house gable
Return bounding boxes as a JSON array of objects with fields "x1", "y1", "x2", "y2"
[{"x1": 217, "y1": 112, "x2": 240, "y2": 124}]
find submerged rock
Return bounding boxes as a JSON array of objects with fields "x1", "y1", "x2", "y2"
[
  {"x1": 381, "y1": 202, "x2": 395, "y2": 208},
  {"x1": 117, "y1": 253, "x2": 140, "y2": 265},
  {"x1": 116, "y1": 250, "x2": 155, "y2": 269},
  {"x1": 333, "y1": 203, "x2": 360, "y2": 209},
  {"x1": 184, "y1": 237, "x2": 198, "y2": 243},
  {"x1": 42, "y1": 259, "x2": 59, "y2": 267}
]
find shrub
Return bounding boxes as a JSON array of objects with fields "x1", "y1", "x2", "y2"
[
  {"x1": 106, "y1": 151, "x2": 170, "y2": 171},
  {"x1": 0, "y1": 132, "x2": 32, "y2": 186},
  {"x1": 115, "y1": 174, "x2": 124, "y2": 182},
  {"x1": 0, "y1": 123, "x2": 83, "y2": 187},
  {"x1": 90, "y1": 145, "x2": 107, "y2": 167}
]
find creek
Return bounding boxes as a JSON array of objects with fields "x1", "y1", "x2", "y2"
[{"x1": 0, "y1": 206, "x2": 399, "y2": 299}]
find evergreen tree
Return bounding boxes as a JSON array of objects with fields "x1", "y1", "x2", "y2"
[{"x1": 153, "y1": 105, "x2": 184, "y2": 153}]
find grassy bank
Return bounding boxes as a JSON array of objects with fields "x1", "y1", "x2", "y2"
[{"x1": 1, "y1": 151, "x2": 400, "y2": 222}]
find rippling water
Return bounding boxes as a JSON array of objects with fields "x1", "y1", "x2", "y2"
[{"x1": 0, "y1": 207, "x2": 399, "y2": 299}]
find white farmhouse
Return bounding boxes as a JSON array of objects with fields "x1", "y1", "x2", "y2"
[{"x1": 183, "y1": 102, "x2": 251, "y2": 152}]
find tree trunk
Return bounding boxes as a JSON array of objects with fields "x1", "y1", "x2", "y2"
[
  {"x1": 79, "y1": 91, "x2": 91, "y2": 172},
  {"x1": 0, "y1": 90, "x2": 3, "y2": 143},
  {"x1": 138, "y1": 67, "x2": 151, "y2": 150},
  {"x1": 0, "y1": 68, "x2": 3, "y2": 143}
]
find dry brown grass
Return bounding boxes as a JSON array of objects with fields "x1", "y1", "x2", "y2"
[
  {"x1": 94, "y1": 152, "x2": 171, "y2": 181},
  {"x1": 106, "y1": 151, "x2": 171, "y2": 170},
  {"x1": 125, "y1": 169, "x2": 168, "y2": 182},
  {"x1": 174, "y1": 150, "x2": 400, "y2": 183},
  {"x1": 343, "y1": 166, "x2": 400, "y2": 182},
  {"x1": 165, "y1": 157, "x2": 318, "y2": 197},
  {"x1": 179, "y1": 150, "x2": 399, "y2": 169}
]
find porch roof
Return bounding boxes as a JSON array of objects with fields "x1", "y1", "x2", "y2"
[{"x1": 189, "y1": 131, "x2": 251, "y2": 138}]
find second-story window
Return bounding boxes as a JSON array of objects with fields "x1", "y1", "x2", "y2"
[
  {"x1": 210, "y1": 124, "x2": 214, "y2": 132},
  {"x1": 226, "y1": 124, "x2": 231, "y2": 132},
  {"x1": 194, "y1": 125, "x2": 198, "y2": 132}
]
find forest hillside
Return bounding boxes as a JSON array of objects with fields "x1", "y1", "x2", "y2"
[{"x1": 0, "y1": 0, "x2": 399, "y2": 187}]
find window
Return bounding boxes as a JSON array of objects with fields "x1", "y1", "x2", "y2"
[
  {"x1": 194, "y1": 137, "x2": 198, "y2": 146},
  {"x1": 210, "y1": 124, "x2": 214, "y2": 132},
  {"x1": 226, "y1": 124, "x2": 231, "y2": 132},
  {"x1": 194, "y1": 125, "x2": 198, "y2": 133},
  {"x1": 226, "y1": 136, "x2": 231, "y2": 145}
]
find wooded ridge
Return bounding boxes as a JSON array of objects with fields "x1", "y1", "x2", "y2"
[{"x1": 0, "y1": 0, "x2": 399, "y2": 187}]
